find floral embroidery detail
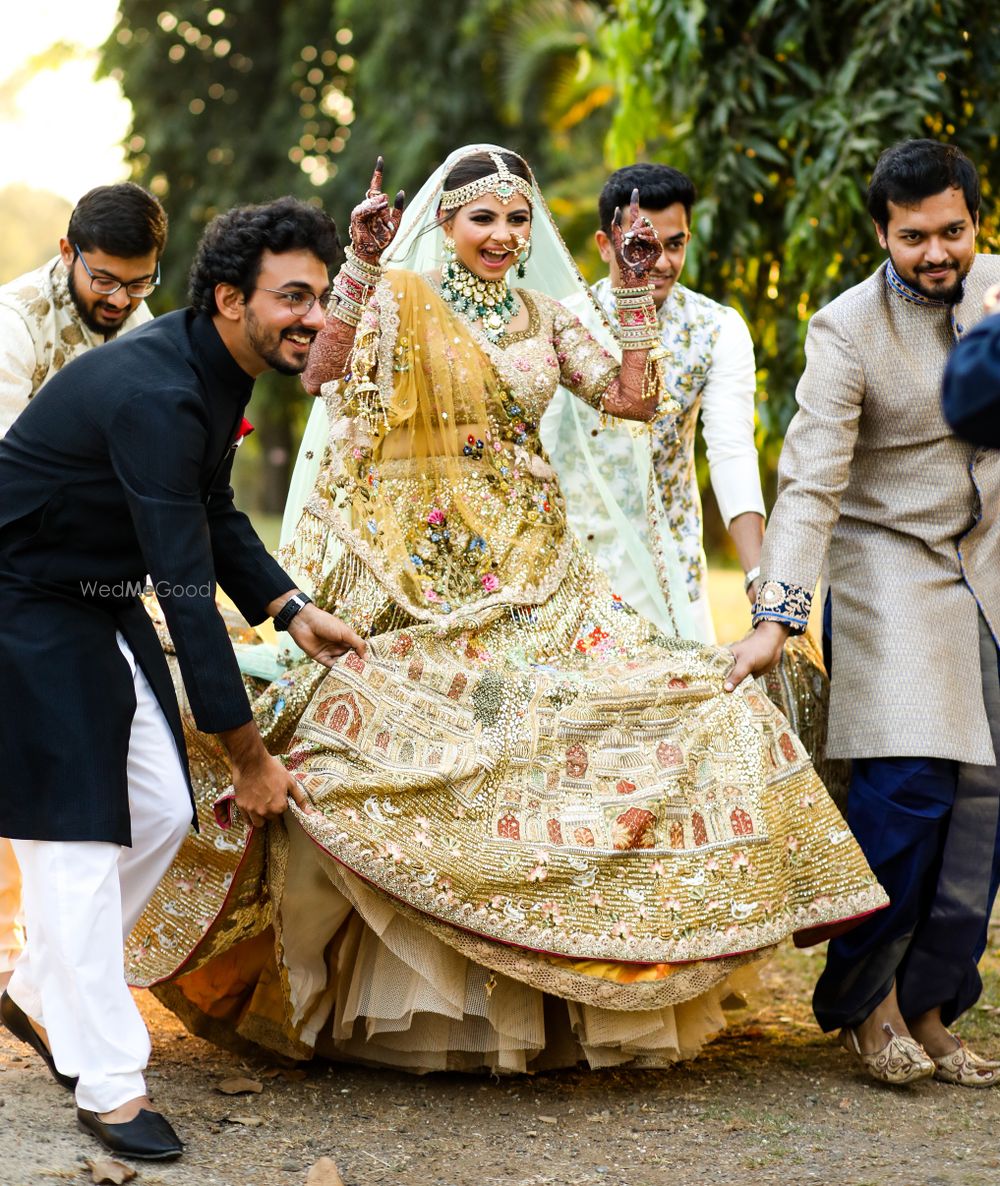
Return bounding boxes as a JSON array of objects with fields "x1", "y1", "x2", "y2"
[
  {"x1": 752, "y1": 579, "x2": 812, "y2": 632},
  {"x1": 731, "y1": 849, "x2": 752, "y2": 875},
  {"x1": 0, "y1": 257, "x2": 150, "y2": 400},
  {"x1": 590, "y1": 277, "x2": 727, "y2": 607}
]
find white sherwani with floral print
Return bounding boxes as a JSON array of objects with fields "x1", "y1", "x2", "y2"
[
  {"x1": 0, "y1": 255, "x2": 152, "y2": 434},
  {"x1": 541, "y1": 276, "x2": 764, "y2": 642}
]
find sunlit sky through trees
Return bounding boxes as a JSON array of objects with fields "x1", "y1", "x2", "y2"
[{"x1": 0, "y1": 0, "x2": 129, "y2": 202}]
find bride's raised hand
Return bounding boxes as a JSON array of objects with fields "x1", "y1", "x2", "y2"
[
  {"x1": 349, "y1": 155, "x2": 405, "y2": 264},
  {"x1": 611, "y1": 187, "x2": 661, "y2": 287}
]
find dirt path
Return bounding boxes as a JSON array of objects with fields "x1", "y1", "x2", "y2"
[{"x1": 3, "y1": 941, "x2": 999, "y2": 1186}]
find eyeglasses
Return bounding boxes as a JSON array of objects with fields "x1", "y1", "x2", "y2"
[
  {"x1": 73, "y1": 244, "x2": 160, "y2": 299},
  {"x1": 254, "y1": 287, "x2": 331, "y2": 316}
]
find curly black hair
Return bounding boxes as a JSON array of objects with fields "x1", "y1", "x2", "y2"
[{"x1": 188, "y1": 196, "x2": 340, "y2": 315}]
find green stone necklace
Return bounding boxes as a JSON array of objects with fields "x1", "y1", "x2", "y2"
[{"x1": 440, "y1": 258, "x2": 517, "y2": 343}]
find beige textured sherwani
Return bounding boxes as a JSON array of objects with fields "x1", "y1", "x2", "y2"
[{"x1": 756, "y1": 255, "x2": 1000, "y2": 762}]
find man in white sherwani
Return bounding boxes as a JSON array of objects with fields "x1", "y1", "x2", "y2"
[
  {"x1": 0, "y1": 182, "x2": 166, "y2": 989},
  {"x1": 729, "y1": 140, "x2": 1000, "y2": 1088},
  {"x1": 541, "y1": 162, "x2": 765, "y2": 642}
]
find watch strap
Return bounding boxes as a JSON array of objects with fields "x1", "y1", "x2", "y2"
[{"x1": 273, "y1": 591, "x2": 313, "y2": 631}]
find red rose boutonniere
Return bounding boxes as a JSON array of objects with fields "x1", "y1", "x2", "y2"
[{"x1": 233, "y1": 417, "x2": 255, "y2": 449}]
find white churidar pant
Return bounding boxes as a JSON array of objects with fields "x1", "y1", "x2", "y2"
[{"x1": 7, "y1": 632, "x2": 190, "y2": 1113}]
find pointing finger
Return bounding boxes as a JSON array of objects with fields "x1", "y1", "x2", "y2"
[
  {"x1": 368, "y1": 154, "x2": 385, "y2": 197},
  {"x1": 629, "y1": 187, "x2": 640, "y2": 226}
]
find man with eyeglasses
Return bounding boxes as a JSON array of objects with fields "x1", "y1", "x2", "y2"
[
  {"x1": 0, "y1": 195, "x2": 368, "y2": 1160},
  {"x1": 0, "y1": 182, "x2": 166, "y2": 436},
  {"x1": 0, "y1": 183, "x2": 166, "y2": 1000}
]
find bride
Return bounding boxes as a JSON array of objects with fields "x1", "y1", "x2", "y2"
[{"x1": 128, "y1": 146, "x2": 884, "y2": 1072}]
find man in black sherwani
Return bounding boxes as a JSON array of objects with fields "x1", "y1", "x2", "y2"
[{"x1": 0, "y1": 197, "x2": 365, "y2": 1160}]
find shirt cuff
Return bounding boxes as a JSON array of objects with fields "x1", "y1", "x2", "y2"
[{"x1": 751, "y1": 579, "x2": 812, "y2": 634}]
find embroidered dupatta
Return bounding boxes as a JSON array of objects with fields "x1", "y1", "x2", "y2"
[{"x1": 285, "y1": 269, "x2": 576, "y2": 624}]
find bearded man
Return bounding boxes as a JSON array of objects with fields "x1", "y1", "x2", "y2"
[
  {"x1": 0, "y1": 182, "x2": 167, "y2": 991},
  {"x1": 0, "y1": 196, "x2": 367, "y2": 1158},
  {"x1": 729, "y1": 139, "x2": 1000, "y2": 1087}
]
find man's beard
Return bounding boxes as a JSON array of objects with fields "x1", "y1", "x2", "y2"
[
  {"x1": 245, "y1": 307, "x2": 315, "y2": 375},
  {"x1": 890, "y1": 250, "x2": 970, "y2": 305},
  {"x1": 66, "y1": 268, "x2": 131, "y2": 335}
]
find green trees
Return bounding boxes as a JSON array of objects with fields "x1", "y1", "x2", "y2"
[
  {"x1": 100, "y1": 0, "x2": 562, "y2": 510},
  {"x1": 606, "y1": 0, "x2": 1000, "y2": 456},
  {"x1": 99, "y1": 0, "x2": 1000, "y2": 512}
]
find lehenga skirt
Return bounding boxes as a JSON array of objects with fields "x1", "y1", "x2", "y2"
[{"x1": 127, "y1": 533, "x2": 884, "y2": 1073}]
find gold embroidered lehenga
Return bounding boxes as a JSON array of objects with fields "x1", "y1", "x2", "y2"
[{"x1": 127, "y1": 154, "x2": 885, "y2": 1073}]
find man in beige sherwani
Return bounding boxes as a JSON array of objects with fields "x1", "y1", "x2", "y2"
[
  {"x1": 0, "y1": 182, "x2": 166, "y2": 990},
  {"x1": 729, "y1": 139, "x2": 1000, "y2": 1087}
]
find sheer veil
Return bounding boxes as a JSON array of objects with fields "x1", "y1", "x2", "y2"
[
  {"x1": 278, "y1": 142, "x2": 693, "y2": 637},
  {"x1": 281, "y1": 143, "x2": 613, "y2": 551}
]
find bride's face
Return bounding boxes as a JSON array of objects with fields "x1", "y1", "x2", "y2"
[{"x1": 444, "y1": 192, "x2": 532, "y2": 281}]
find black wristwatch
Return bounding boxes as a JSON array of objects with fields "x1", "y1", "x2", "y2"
[{"x1": 273, "y1": 591, "x2": 313, "y2": 631}]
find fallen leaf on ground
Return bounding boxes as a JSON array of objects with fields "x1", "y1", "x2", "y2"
[
  {"x1": 216, "y1": 1076, "x2": 263, "y2": 1095},
  {"x1": 280, "y1": 1068, "x2": 309, "y2": 1081},
  {"x1": 537, "y1": 1115, "x2": 557, "y2": 1124},
  {"x1": 306, "y1": 1157, "x2": 346, "y2": 1185},
  {"x1": 85, "y1": 1158, "x2": 136, "y2": 1184},
  {"x1": 226, "y1": 1114, "x2": 265, "y2": 1127}
]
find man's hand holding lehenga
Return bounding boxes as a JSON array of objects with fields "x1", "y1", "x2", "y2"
[
  {"x1": 217, "y1": 725, "x2": 317, "y2": 827},
  {"x1": 303, "y1": 156, "x2": 406, "y2": 393},
  {"x1": 216, "y1": 602, "x2": 365, "y2": 826},
  {"x1": 287, "y1": 602, "x2": 367, "y2": 667},
  {"x1": 724, "y1": 620, "x2": 791, "y2": 692}
]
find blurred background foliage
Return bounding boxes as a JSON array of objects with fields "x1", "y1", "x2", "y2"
[
  {"x1": 606, "y1": 0, "x2": 1000, "y2": 490},
  {"x1": 91, "y1": 0, "x2": 998, "y2": 546}
]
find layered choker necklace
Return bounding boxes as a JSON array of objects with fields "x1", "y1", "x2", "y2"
[{"x1": 440, "y1": 258, "x2": 517, "y2": 343}]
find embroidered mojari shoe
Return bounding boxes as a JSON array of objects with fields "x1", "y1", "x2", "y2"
[
  {"x1": 840, "y1": 1022, "x2": 935, "y2": 1086},
  {"x1": 932, "y1": 1040, "x2": 1000, "y2": 1087}
]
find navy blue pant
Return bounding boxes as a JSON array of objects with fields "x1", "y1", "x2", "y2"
[{"x1": 813, "y1": 600, "x2": 1000, "y2": 1031}]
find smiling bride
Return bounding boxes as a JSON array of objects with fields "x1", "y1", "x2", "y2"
[{"x1": 128, "y1": 145, "x2": 885, "y2": 1073}]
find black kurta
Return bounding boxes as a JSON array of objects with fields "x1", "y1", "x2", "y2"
[{"x1": 0, "y1": 310, "x2": 294, "y2": 844}]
